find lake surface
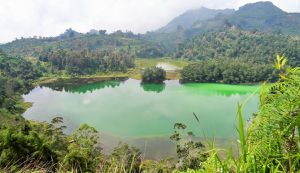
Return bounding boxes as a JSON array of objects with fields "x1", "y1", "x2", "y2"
[{"x1": 23, "y1": 79, "x2": 260, "y2": 158}]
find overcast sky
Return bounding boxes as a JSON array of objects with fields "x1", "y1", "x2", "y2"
[{"x1": 0, "y1": 0, "x2": 299, "y2": 43}]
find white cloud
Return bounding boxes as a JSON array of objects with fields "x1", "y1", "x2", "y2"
[{"x1": 0, "y1": 0, "x2": 299, "y2": 43}]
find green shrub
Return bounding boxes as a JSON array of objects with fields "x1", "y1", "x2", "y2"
[{"x1": 141, "y1": 67, "x2": 166, "y2": 83}]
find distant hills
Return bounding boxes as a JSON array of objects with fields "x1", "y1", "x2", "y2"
[
  {"x1": 157, "y1": 1, "x2": 300, "y2": 35},
  {"x1": 157, "y1": 7, "x2": 235, "y2": 33},
  {"x1": 228, "y1": 1, "x2": 300, "y2": 34},
  {"x1": 0, "y1": 29, "x2": 167, "y2": 58},
  {"x1": 147, "y1": 1, "x2": 300, "y2": 51},
  {"x1": 1, "y1": 1, "x2": 300, "y2": 57}
]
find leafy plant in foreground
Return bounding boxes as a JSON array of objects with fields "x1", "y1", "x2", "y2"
[{"x1": 170, "y1": 123, "x2": 208, "y2": 171}]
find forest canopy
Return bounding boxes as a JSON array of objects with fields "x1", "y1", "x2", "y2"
[
  {"x1": 39, "y1": 48, "x2": 135, "y2": 75},
  {"x1": 180, "y1": 58, "x2": 278, "y2": 84},
  {"x1": 175, "y1": 29, "x2": 300, "y2": 67}
]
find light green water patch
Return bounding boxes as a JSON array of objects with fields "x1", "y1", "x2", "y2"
[{"x1": 181, "y1": 83, "x2": 261, "y2": 96}]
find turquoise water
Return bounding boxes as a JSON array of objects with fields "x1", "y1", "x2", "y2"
[{"x1": 23, "y1": 79, "x2": 260, "y2": 139}]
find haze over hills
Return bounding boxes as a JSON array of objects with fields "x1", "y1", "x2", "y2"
[
  {"x1": 157, "y1": 7, "x2": 235, "y2": 33},
  {"x1": 1, "y1": 1, "x2": 300, "y2": 57},
  {"x1": 228, "y1": 1, "x2": 300, "y2": 34},
  {"x1": 157, "y1": 1, "x2": 300, "y2": 35}
]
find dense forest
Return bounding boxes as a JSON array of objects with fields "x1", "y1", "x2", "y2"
[
  {"x1": 175, "y1": 29, "x2": 299, "y2": 83},
  {"x1": 180, "y1": 58, "x2": 278, "y2": 84},
  {"x1": 0, "y1": 29, "x2": 167, "y2": 59},
  {"x1": 39, "y1": 48, "x2": 135, "y2": 75},
  {"x1": 175, "y1": 29, "x2": 300, "y2": 66},
  {"x1": 0, "y1": 51, "x2": 41, "y2": 114}
]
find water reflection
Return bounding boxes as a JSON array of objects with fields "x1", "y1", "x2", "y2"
[
  {"x1": 42, "y1": 77, "x2": 126, "y2": 93},
  {"x1": 141, "y1": 83, "x2": 166, "y2": 93}
]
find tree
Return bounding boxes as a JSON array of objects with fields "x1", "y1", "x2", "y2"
[
  {"x1": 141, "y1": 67, "x2": 166, "y2": 83},
  {"x1": 170, "y1": 123, "x2": 208, "y2": 171},
  {"x1": 63, "y1": 124, "x2": 102, "y2": 172}
]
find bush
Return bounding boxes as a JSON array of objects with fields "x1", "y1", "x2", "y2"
[{"x1": 141, "y1": 67, "x2": 166, "y2": 83}]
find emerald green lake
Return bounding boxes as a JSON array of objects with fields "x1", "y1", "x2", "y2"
[{"x1": 23, "y1": 79, "x2": 260, "y2": 158}]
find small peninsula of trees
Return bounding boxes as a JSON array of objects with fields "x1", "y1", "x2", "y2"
[{"x1": 141, "y1": 67, "x2": 166, "y2": 83}]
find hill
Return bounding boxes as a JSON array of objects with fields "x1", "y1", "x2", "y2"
[
  {"x1": 157, "y1": 7, "x2": 234, "y2": 33},
  {"x1": 157, "y1": 1, "x2": 300, "y2": 36},
  {"x1": 1, "y1": 1, "x2": 300, "y2": 57},
  {"x1": 227, "y1": 1, "x2": 300, "y2": 34},
  {"x1": 149, "y1": 1, "x2": 300, "y2": 50},
  {"x1": 175, "y1": 28, "x2": 300, "y2": 67},
  {"x1": 0, "y1": 29, "x2": 167, "y2": 58}
]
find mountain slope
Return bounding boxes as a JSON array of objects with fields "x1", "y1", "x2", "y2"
[
  {"x1": 199, "y1": 1, "x2": 300, "y2": 35},
  {"x1": 150, "y1": 1, "x2": 300, "y2": 51},
  {"x1": 157, "y1": 7, "x2": 234, "y2": 33},
  {"x1": 175, "y1": 28, "x2": 300, "y2": 67},
  {"x1": 228, "y1": 1, "x2": 286, "y2": 30}
]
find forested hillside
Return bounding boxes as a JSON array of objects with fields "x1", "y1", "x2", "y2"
[
  {"x1": 148, "y1": 1, "x2": 300, "y2": 50},
  {"x1": 0, "y1": 51, "x2": 41, "y2": 121},
  {"x1": 175, "y1": 29, "x2": 300, "y2": 66},
  {"x1": 0, "y1": 29, "x2": 167, "y2": 58},
  {"x1": 227, "y1": 1, "x2": 300, "y2": 34},
  {"x1": 157, "y1": 7, "x2": 234, "y2": 33},
  {"x1": 2, "y1": 2, "x2": 300, "y2": 57},
  {"x1": 176, "y1": 29, "x2": 299, "y2": 83},
  {"x1": 157, "y1": 1, "x2": 300, "y2": 36}
]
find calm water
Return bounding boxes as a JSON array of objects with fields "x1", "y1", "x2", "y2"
[{"x1": 23, "y1": 79, "x2": 260, "y2": 158}]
